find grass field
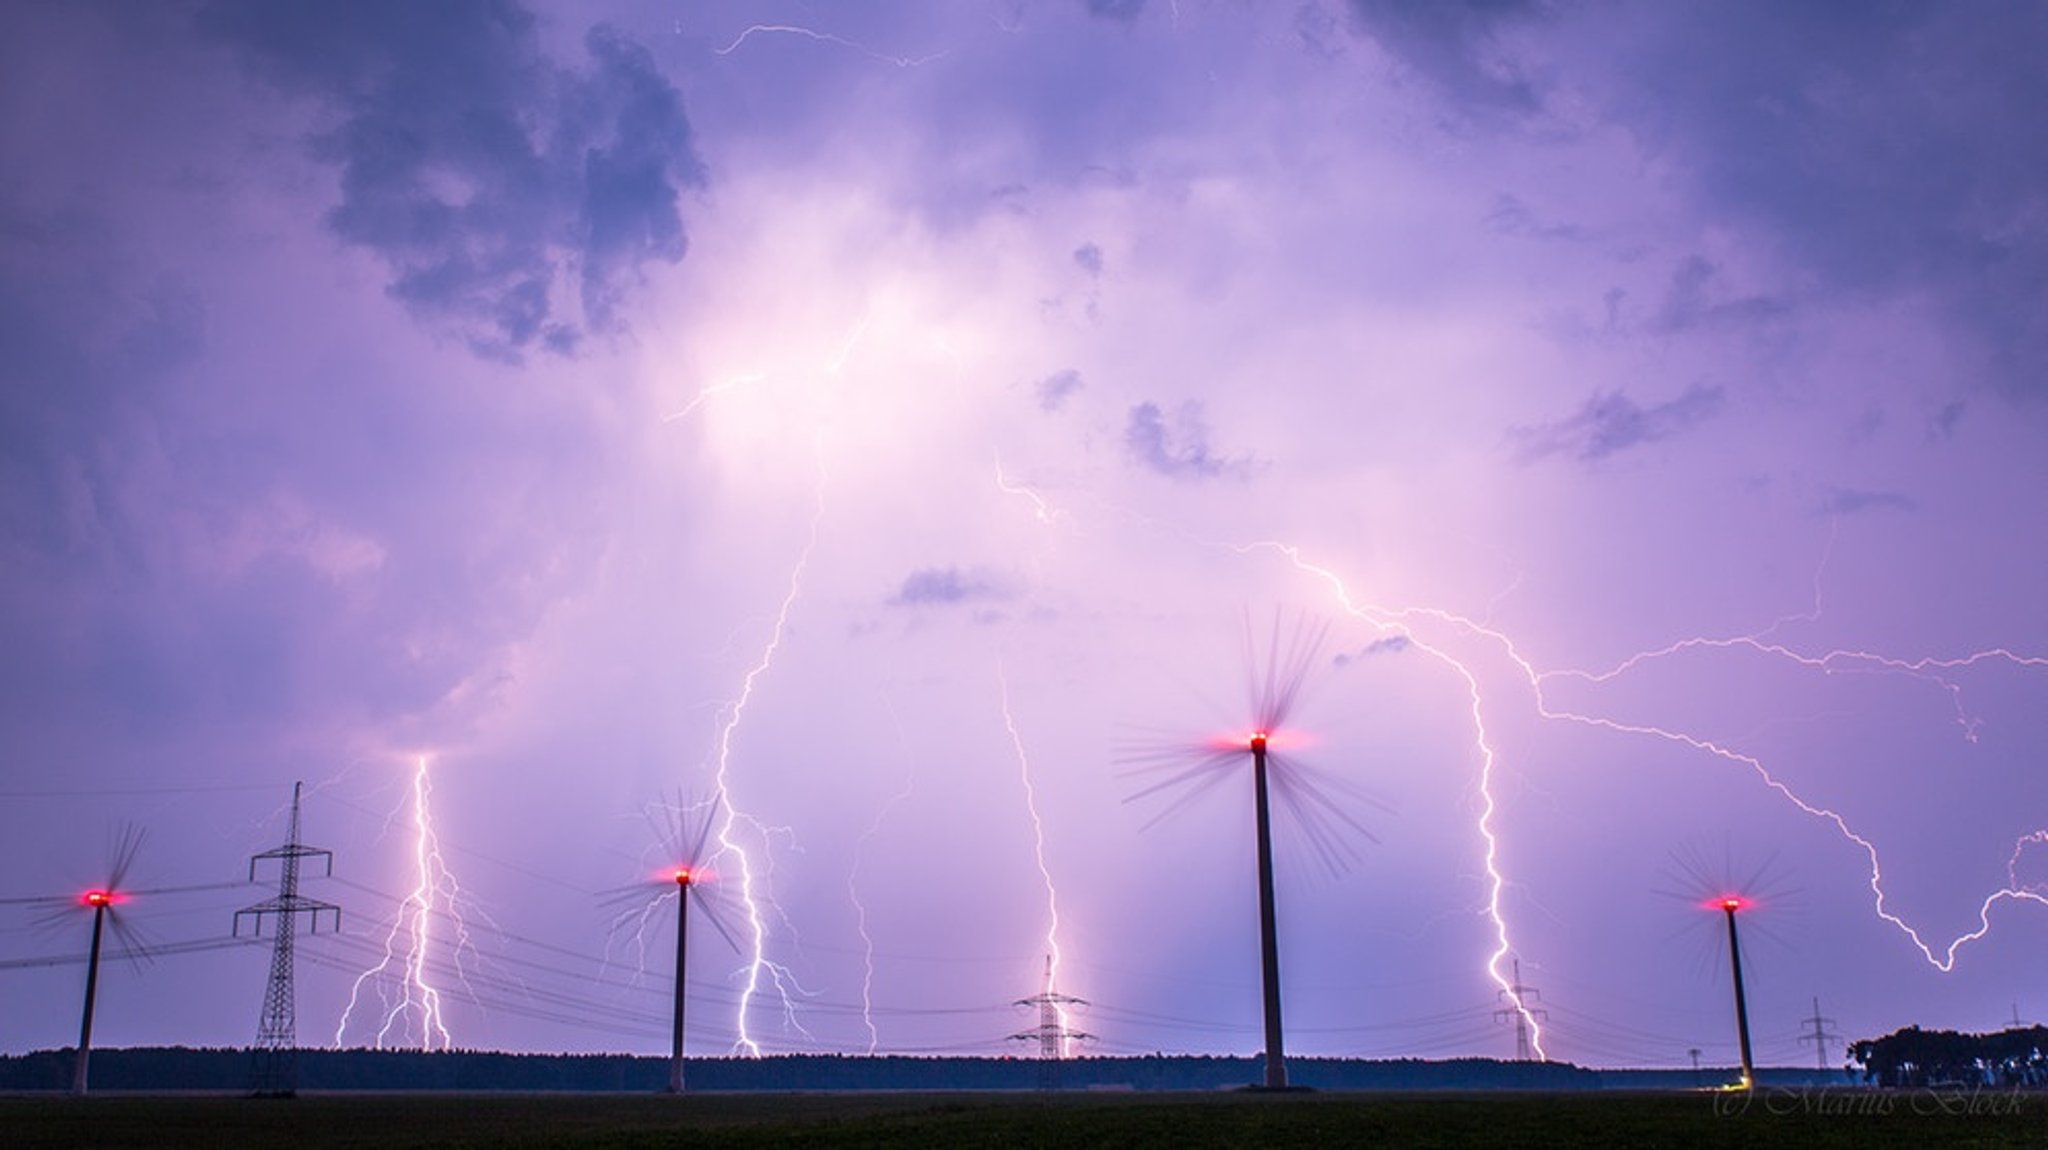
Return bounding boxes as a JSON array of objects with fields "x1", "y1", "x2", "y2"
[{"x1": 4, "y1": 1089, "x2": 2042, "y2": 1150}]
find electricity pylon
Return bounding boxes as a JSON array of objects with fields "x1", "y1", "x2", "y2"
[{"x1": 235, "y1": 782, "x2": 340, "y2": 1097}]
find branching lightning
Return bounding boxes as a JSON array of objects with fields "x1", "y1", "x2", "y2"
[
  {"x1": 998, "y1": 661, "x2": 1074, "y2": 1055},
  {"x1": 336, "y1": 755, "x2": 479, "y2": 1051},
  {"x1": 1233, "y1": 542, "x2": 1548, "y2": 1056},
  {"x1": 994, "y1": 456, "x2": 1060, "y2": 526},
  {"x1": 710, "y1": 24, "x2": 949, "y2": 68},
  {"x1": 708, "y1": 450, "x2": 828, "y2": 1055},
  {"x1": 1234, "y1": 533, "x2": 2048, "y2": 1056},
  {"x1": 662, "y1": 374, "x2": 764, "y2": 425},
  {"x1": 845, "y1": 693, "x2": 918, "y2": 1055},
  {"x1": 1551, "y1": 638, "x2": 2047, "y2": 746},
  {"x1": 665, "y1": 300, "x2": 877, "y2": 1054},
  {"x1": 2006, "y1": 831, "x2": 2048, "y2": 897},
  {"x1": 665, "y1": 309, "x2": 872, "y2": 429}
]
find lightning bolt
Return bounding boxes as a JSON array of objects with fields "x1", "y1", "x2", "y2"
[
  {"x1": 1234, "y1": 534, "x2": 2048, "y2": 1050},
  {"x1": 665, "y1": 303, "x2": 875, "y2": 1053},
  {"x1": 994, "y1": 456, "x2": 1059, "y2": 526},
  {"x1": 2007, "y1": 831, "x2": 2048, "y2": 895},
  {"x1": 843, "y1": 688, "x2": 919, "y2": 1054},
  {"x1": 998, "y1": 661, "x2": 1075, "y2": 1055},
  {"x1": 664, "y1": 308, "x2": 872, "y2": 428},
  {"x1": 847, "y1": 769, "x2": 916, "y2": 1055},
  {"x1": 827, "y1": 309, "x2": 876, "y2": 373},
  {"x1": 337, "y1": 755, "x2": 477, "y2": 1051},
  {"x1": 1531, "y1": 701, "x2": 2048, "y2": 972},
  {"x1": 710, "y1": 24, "x2": 949, "y2": 68},
  {"x1": 662, "y1": 373, "x2": 765, "y2": 425},
  {"x1": 1550, "y1": 638, "x2": 2047, "y2": 745},
  {"x1": 708, "y1": 450, "x2": 827, "y2": 1055},
  {"x1": 1221, "y1": 542, "x2": 1548, "y2": 1056}
]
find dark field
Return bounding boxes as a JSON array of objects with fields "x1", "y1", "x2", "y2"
[{"x1": 4, "y1": 1089, "x2": 2042, "y2": 1150}]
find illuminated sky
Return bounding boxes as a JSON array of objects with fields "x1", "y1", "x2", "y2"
[{"x1": 5, "y1": 1, "x2": 2047, "y2": 1069}]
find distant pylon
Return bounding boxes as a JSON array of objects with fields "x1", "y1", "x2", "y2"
[
  {"x1": 1009, "y1": 955, "x2": 1092, "y2": 1089},
  {"x1": 235, "y1": 782, "x2": 340, "y2": 1097},
  {"x1": 1493, "y1": 958, "x2": 1547, "y2": 1061},
  {"x1": 1797, "y1": 995, "x2": 1840, "y2": 1072}
]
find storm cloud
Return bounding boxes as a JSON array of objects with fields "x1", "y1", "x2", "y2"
[
  {"x1": 1124, "y1": 401, "x2": 1256, "y2": 481},
  {"x1": 1512, "y1": 384, "x2": 1726, "y2": 464},
  {"x1": 4, "y1": 1, "x2": 2046, "y2": 1073},
  {"x1": 201, "y1": 1, "x2": 703, "y2": 360}
]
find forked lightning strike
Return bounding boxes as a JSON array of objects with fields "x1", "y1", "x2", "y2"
[
  {"x1": 1216, "y1": 544, "x2": 1547, "y2": 1055},
  {"x1": 662, "y1": 374, "x2": 763, "y2": 425},
  {"x1": 668, "y1": 308, "x2": 877, "y2": 1054},
  {"x1": 665, "y1": 309, "x2": 873, "y2": 428},
  {"x1": 1243, "y1": 535, "x2": 2048, "y2": 1026},
  {"x1": 1554, "y1": 637, "x2": 2048, "y2": 745},
  {"x1": 994, "y1": 456, "x2": 1060, "y2": 526},
  {"x1": 710, "y1": 453, "x2": 827, "y2": 1055},
  {"x1": 998, "y1": 662, "x2": 1076, "y2": 1054},
  {"x1": 337, "y1": 755, "x2": 480, "y2": 1051},
  {"x1": 710, "y1": 24, "x2": 948, "y2": 68},
  {"x1": 846, "y1": 771, "x2": 916, "y2": 1054}
]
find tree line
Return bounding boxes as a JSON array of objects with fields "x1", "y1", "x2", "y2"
[{"x1": 1849, "y1": 1025, "x2": 2048, "y2": 1087}]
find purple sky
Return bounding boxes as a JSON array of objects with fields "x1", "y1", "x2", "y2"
[{"x1": 5, "y1": 1, "x2": 2048, "y2": 1069}]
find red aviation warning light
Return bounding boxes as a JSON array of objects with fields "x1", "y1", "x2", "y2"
[
  {"x1": 1250, "y1": 732, "x2": 1269, "y2": 753},
  {"x1": 674, "y1": 868, "x2": 692, "y2": 886},
  {"x1": 1712, "y1": 895, "x2": 1751, "y2": 913},
  {"x1": 82, "y1": 890, "x2": 115, "y2": 908}
]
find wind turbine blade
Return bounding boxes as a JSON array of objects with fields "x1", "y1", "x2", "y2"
[
  {"x1": 690, "y1": 887, "x2": 744, "y2": 955},
  {"x1": 687, "y1": 796, "x2": 720, "y2": 865}
]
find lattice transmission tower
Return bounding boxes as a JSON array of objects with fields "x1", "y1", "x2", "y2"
[
  {"x1": 235, "y1": 782, "x2": 340, "y2": 1097},
  {"x1": 1009, "y1": 955, "x2": 1092, "y2": 1090},
  {"x1": 1798, "y1": 996, "x2": 1841, "y2": 1072},
  {"x1": 1493, "y1": 958, "x2": 1548, "y2": 1062}
]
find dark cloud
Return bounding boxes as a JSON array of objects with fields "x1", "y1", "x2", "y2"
[
  {"x1": 1653, "y1": 256, "x2": 1784, "y2": 334},
  {"x1": 888, "y1": 567, "x2": 1008, "y2": 607},
  {"x1": 0, "y1": 201, "x2": 210, "y2": 564},
  {"x1": 1072, "y1": 242, "x2": 1104, "y2": 277},
  {"x1": 1333, "y1": 635, "x2": 1411, "y2": 666},
  {"x1": 200, "y1": 1, "x2": 703, "y2": 361},
  {"x1": 1035, "y1": 368, "x2": 1085, "y2": 411},
  {"x1": 911, "y1": 5, "x2": 1245, "y2": 186},
  {"x1": 0, "y1": 4, "x2": 625, "y2": 751},
  {"x1": 1123, "y1": 401, "x2": 1257, "y2": 481},
  {"x1": 1928, "y1": 400, "x2": 1968, "y2": 441},
  {"x1": 1346, "y1": 0, "x2": 1545, "y2": 113},
  {"x1": 1085, "y1": 0, "x2": 1147, "y2": 24},
  {"x1": 1615, "y1": 4, "x2": 2048, "y2": 359},
  {"x1": 1512, "y1": 383, "x2": 1724, "y2": 463},
  {"x1": 1350, "y1": 3, "x2": 2048, "y2": 393},
  {"x1": 1818, "y1": 488, "x2": 1916, "y2": 517},
  {"x1": 1295, "y1": 3, "x2": 1348, "y2": 58},
  {"x1": 1485, "y1": 194, "x2": 1587, "y2": 243}
]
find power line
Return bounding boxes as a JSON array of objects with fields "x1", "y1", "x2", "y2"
[
  {"x1": 0, "y1": 783, "x2": 283, "y2": 798},
  {"x1": 0, "y1": 935, "x2": 259, "y2": 970}
]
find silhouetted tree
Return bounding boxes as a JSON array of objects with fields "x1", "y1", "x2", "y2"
[{"x1": 1850, "y1": 1025, "x2": 2048, "y2": 1087}]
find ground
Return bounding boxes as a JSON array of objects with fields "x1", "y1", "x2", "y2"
[{"x1": 4, "y1": 1090, "x2": 2042, "y2": 1149}]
